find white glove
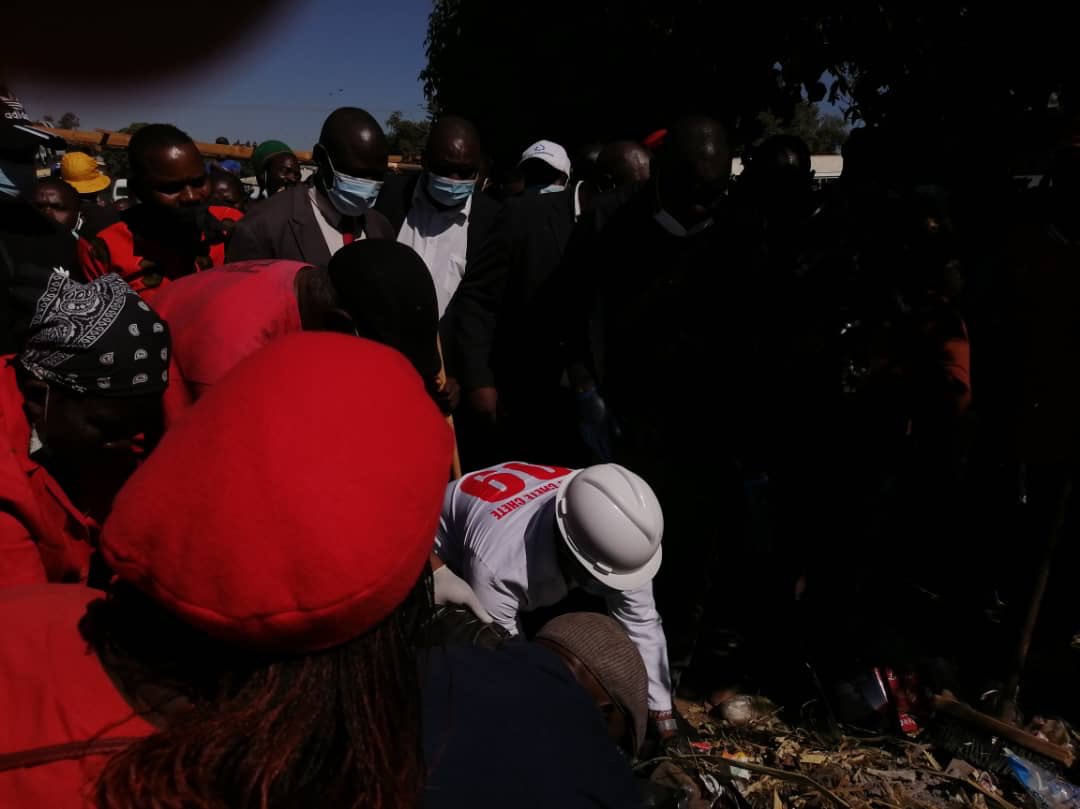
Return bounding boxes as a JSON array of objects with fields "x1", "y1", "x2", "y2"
[{"x1": 432, "y1": 565, "x2": 494, "y2": 624}]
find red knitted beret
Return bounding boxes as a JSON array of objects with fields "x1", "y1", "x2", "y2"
[{"x1": 101, "y1": 332, "x2": 452, "y2": 652}]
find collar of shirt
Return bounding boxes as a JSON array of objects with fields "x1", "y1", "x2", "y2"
[
  {"x1": 573, "y1": 180, "x2": 584, "y2": 222},
  {"x1": 308, "y1": 185, "x2": 363, "y2": 234},
  {"x1": 413, "y1": 175, "x2": 473, "y2": 224}
]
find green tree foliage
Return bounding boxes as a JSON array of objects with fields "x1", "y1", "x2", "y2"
[
  {"x1": 423, "y1": 1, "x2": 1077, "y2": 166},
  {"x1": 756, "y1": 103, "x2": 848, "y2": 154},
  {"x1": 58, "y1": 112, "x2": 79, "y2": 130},
  {"x1": 385, "y1": 111, "x2": 431, "y2": 159}
]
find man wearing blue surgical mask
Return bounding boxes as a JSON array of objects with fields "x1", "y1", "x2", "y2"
[
  {"x1": 0, "y1": 88, "x2": 83, "y2": 352},
  {"x1": 374, "y1": 116, "x2": 502, "y2": 436},
  {"x1": 228, "y1": 107, "x2": 396, "y2": 265},
  {"x1": 377, "y1": 116, "x2": 500, "y2": 320}
]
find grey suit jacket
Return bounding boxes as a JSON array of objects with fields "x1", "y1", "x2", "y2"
[{"x1": 227, "y1": 183, "x2": 396, "y2": 266}]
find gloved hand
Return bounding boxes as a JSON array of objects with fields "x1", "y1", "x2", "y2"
[
  {"x1": 576, "y1": 388, "x2": 615, "y2": 462},
  {"x1": 432, "y1": 565, "x2": 494, "y2": 624}
]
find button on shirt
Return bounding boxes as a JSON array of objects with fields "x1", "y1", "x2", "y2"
[
  {"x1": 308, "y1": 187, "x2": 366, "y2": 256},
  {"x1": 434, "y1": 461, "x2": 673, "y2": 711},
  {"x1": 397, "y1": 181, "x2": 471, "y2": 318}
]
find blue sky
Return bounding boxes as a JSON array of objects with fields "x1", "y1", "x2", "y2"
[
  {"x1": 12, "y1": 3, "x2": 851, "y2": 152},
  {"x1": 12, "y1": 0, "x2": 433, "y2": 150}
]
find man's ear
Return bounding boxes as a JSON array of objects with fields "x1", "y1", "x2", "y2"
[{"x1": 312, "y1": 144, "x2": 333, "y2": 190}]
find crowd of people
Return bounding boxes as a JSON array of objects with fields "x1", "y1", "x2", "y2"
[{"x1": 0, "y1": 77, "x2": 1076, "y2": 807}]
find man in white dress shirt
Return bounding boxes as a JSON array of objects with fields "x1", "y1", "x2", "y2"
[{"x1": 396, "y1": 116, "x2": 490, "y2": 318}]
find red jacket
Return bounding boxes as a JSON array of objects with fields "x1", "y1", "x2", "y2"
[
  {"x1": 0, "y1": 585, "x2": 155, "y2": 807},
  {"x1": 78, "y1": 205, "x2": 244, "y2": 301},
  {"x1": 0, "y1": 359, "x2": 97, "y2": 586}
]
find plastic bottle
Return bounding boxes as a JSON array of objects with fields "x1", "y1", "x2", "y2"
[{"x1": 1004, "y1": 748, "x2": 1080, "y2": 808}]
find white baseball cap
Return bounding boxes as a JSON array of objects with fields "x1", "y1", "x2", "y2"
[{"x1": 518, "y1": 139, "x2": 571, "y2": 177}]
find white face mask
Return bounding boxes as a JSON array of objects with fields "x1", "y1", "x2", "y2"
[
  {"x1": 653, "y1": 208, "x2": 713, "y2": 238},
  {"x1": 0, "y1": 157, "x2": 36, "y2": 199}
]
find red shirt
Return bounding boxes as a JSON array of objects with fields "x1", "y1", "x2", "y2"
[
  {"x1": 0, "y1": 359, "x2": 97, "y2": 587},
  {"x1": 78, "y1": 205, "x2": 244, "y2": 301},
  {"x1": 0, "y1": 585, "x2": 155, "y2": 808},
  {"x1": 150, "y1": 260, "x2": 308, "y2": 425}
]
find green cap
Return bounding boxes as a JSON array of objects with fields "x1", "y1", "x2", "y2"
[{"x1": 251, "y1": 140, "x2": 293, "y2": 175}]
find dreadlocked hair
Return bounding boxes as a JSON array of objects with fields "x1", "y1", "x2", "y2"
[{"x1": 87, "y1": 570, "x2": 434, "y2": 809}]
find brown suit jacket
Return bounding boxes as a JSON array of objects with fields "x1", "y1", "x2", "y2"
[{"x1": 226, "y1": 182, "x2": 395, "y2": 267}]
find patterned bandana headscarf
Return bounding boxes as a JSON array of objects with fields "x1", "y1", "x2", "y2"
[{"x1": 19, "y1": 272, "x2": 171, "y2": 397}]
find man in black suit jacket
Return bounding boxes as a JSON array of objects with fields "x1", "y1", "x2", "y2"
[
  {"x1": 374, "y1": 117, "x2": 501, "y2": 433},
  {"x1": 449, "y1": 140, "x2": 651, "y2": 467},
  {"x1": 375, "y1": 116, "x2": 500, "y2": 317},
  {"x1": 558, "y1": 117, "x2": 754, "y2": 694},
  {"x1": 227, "y1": 107, "x2": 395, "y2": 266}
]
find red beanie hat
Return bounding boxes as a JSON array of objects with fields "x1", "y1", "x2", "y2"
[{"x1": 101, "y1": 332, "x2": 452, "y2": 652}]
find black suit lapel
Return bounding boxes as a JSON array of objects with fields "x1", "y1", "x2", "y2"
[{"x1": 290, "y1": 186, "x2": 333, "y2": 267}]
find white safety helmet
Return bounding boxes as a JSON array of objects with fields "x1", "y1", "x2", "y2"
[{"x1": 554, "y1": 464, "x2": 664, "y2": 592}]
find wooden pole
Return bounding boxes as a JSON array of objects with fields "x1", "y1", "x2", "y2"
[
  {"x1": 435, "y1": 337, "x2": 463, "y2": 480},
  {"x1": 37, "y1": 126, "x2": 421, "y2": 170}
]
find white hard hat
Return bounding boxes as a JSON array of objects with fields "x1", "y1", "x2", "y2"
[{"x1": 555, "y1": 464, "x2": 664, "y2": 592}]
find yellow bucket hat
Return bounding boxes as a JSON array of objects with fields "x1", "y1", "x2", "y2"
[{"x1": 60, "y1": 151, "x2": 111, "y2": 194}]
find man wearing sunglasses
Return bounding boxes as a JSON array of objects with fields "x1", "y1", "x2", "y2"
[
  {"x1": 228, "y1": 106, "x2": 396, "y2": 265},
  {"x1": 79, "y1": 124, "x2": 244, "y2": 300}
]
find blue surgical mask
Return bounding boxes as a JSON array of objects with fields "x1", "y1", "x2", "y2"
[
  {"x1": 0, "y1": 158, "x2": 35, "y2": 199},
  {"x1": 426, "y1": 172, "x2": 476, "y2": 207},
  {"x1": 322, "y1": 151, "x2": 383, "y2": 216}
]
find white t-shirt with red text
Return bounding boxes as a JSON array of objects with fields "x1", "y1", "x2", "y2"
[{"x1": 435, "y1": 461, "x2": 672, "y2": 712}]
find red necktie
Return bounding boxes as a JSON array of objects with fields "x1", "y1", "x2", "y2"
[{"x1": 340, "y1": 215, "x2": 357, "y2": 245}]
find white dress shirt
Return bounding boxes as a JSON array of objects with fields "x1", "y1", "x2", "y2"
[
  {"x1": 308, "y1": 187, "x2": 365, "y2": 256},
  {"x1": 397, "y1": 180, "x2": 472, "y2": 318},
  {"x1": 434, "y1": 461, "x2": 673, "y2": 712}
]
